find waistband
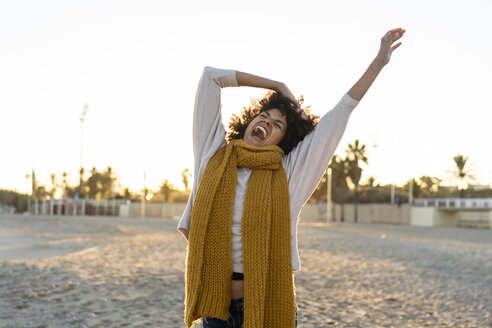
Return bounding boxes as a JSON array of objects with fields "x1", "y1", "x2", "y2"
[{"x1": 231, "y1": 272, "x2": 244, "y2": 280}]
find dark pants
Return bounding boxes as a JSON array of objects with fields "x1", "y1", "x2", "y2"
[{"x1": 202, "y1": 298, "x2": 298, "y2": 328}]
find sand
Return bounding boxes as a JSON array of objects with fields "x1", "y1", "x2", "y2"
[{"x1": 1, "y1": 214, "x2": 491, "y2": 328}]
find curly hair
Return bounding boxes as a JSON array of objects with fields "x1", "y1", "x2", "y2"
[{"x1": 226, "y1": 92, "x2": 319, "y2": 155}]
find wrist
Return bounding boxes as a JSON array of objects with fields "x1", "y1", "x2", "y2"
[{"x1": 371, "y1": 56, "x2": 387, "y2": 69}]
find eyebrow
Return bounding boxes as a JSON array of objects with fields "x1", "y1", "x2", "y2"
[{"x1": 263, "y1": 111, "x2": 285, "y2": 128}]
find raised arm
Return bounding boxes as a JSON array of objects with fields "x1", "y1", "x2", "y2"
[
  {"x1": 284, "y1": 28, "x2": 406, "y2": 209},
  {"x1": 348, "y1": 28, "x2": 405, "y2": 101},
  {"x1": 236, "y1": 71, "x2": 301, "y2": 108}
]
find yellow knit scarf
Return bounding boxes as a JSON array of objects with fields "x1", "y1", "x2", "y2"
[{"x1": 185, "y1": 139, "x2": 296, "y2": 328}]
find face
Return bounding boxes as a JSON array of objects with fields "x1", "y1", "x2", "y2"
[{"x1": 243, "y1": 108, "x2": 287, "y2": 148}]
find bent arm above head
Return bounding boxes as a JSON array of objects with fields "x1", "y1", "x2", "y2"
[
  {"x1": 236, "y1": 71, "x2": 301, "y2": 108},
  {"x1": 192, "y1": 67, "x2": 238, "y2": 163},
  {"x1": 347, "y1": 28, "x2": 405, "y2": 101}
]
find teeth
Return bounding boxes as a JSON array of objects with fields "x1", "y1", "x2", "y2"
[{"x1": 257, "y1": 126, "x2": 267, "y2": 138}]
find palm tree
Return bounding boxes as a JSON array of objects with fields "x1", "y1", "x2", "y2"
[
  {"x1": 404, "y1": 178, "x2": 422, "y2": 200},
  {"x1": 328, "y1": 155, "x2": 350, "y2": 222},
  {"x1": 451, "y1": 155, "x2": 475, "y2": 198},
  {"x1": 345, "y1": 140, "x2": 368, "y2": 223},
  {"x1": 418, "y1": 176, "x2": 441, "y2": 196},
  {"x1": 50, "y1": 173, "x2": 57, "y2": 199},
  {"x1": 61, "y1": 171, "x2": 69, "y2": 198},
  {"x1": 123, "y1": 188, "x2": 132, "y2": 200},
  {"x1": 346, "y1": 139, "x2": 368, "y2": 164},
  {"x1": 85, "y1": 167, "x2": 117, "y2": 199},
  {"x1": 158, "y1": 180, "x2": 176, "y2": 203},
  {"x1": 181, "y1": 168, "x2": 192, "y2": 191},
  {"x1": 35, "y1": 185, "x2": 49, "y2": 199},
  {"x1": 102, "y1": 166, "x2": 116, "y2": 199},
  {"x1": 87, "y1": 167, "x2": 102, "y2": 198},
  {"x1": 78, "y1": 167, "x2": 85, "y2": 197},
  {"x1": 364, "y1": 176, "x2": 379, "y2": 188}
]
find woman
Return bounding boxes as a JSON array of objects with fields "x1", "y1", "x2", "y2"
[{"x1": 179, "y1": 28, "x2": 405, "y2": 328}]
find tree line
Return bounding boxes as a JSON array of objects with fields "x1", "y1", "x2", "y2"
[
  {"x1": 24, "y1": 167, "x2": 119, "y2": 201},
  {"x1": 1, "y1": 141, "x2": 489, "y2": 213},
  {"x1": 0, "y1": 166, "x2": 193, "y2": 213},
  {"x1": 308, "y1": 142, "x2": 486, "y2": 222}
]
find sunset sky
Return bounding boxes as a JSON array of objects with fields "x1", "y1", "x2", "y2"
[{"x1": 1, "y1": 0, "x2": 491, "y2": 195}]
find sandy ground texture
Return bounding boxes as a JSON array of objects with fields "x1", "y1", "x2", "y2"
[{"x1": 0, "y1": 214, "x2": 491, "y2": 328}]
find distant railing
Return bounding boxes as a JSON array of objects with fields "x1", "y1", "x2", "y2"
[
  {"x1": 415, "y1": 198, "x2": 492, "y2": 209},
  {"x1": 33, "y1": 198, "x2": 131, "y2": 216}
]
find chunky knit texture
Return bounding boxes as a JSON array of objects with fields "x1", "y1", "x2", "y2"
[{"x1": 185, "y1": 139, "x2": 296, "y2": 328}]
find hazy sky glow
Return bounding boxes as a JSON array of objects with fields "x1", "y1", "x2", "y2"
[{"x1": 1, "y1": 0, "x2": 491, "y2": 194}]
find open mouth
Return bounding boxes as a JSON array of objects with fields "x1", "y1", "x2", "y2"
[{"x1": 251, "y1": 126, "x2": 267, "y2": 141}]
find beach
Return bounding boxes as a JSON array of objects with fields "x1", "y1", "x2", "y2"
[{"x1": 1, "y1": 214, "x2": 491, "y2": 328}]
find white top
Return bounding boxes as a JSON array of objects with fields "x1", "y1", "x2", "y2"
[{"x1": 178, "y1": 66, "x2": 359, "y2": 271}]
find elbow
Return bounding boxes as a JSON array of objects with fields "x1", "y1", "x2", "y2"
[
  {"x1": 202, "y1": 66, "x2": 214, "y2": 76},
  {"x1": 200, "y1": 66, "x2": 217, "y2": 85},
  {"x1": 199, "y1": 66, "x2": 212, "y2": 82}
]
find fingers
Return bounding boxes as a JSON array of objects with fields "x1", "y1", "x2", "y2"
[
  {"x1": 391, "y1": 42, "x2": 402, "y2": 51},
  {"x1": 388, "y1": 27, "x2": 403, "y2": 34},
  {"x1": 293, "y1": 99, "x2": 301, "y2": 109},
  {"x1": 394, "y1": 29, "x2": 405, "y2": 40},
  {"x1": 391, "y1": 33, "x2": 403, "y2": 44},
  {"x1": 382, "y1": 28, "x2": 405, "y2": 51},
  {"x1": 281, "y1": 86, "x2": 301, "y2": 108},
  {"x1": 291, "y1": 100, "x2": 301, "y2": 109},
  {"x1": 376, "y1": 28, "x2": 405, "y2": 63},
  {"x1": 294, "y1": 106, "x2": 308, "y2": 119},
  {"x1": 285, "y1": 92, "x2": 299, "y2": 108},
  {"x1": 287, "y1": 96, "x2": 300, "y2": 109},
  {"x1": 385, "y1": 28, "x2": 405, "y2": 41}
]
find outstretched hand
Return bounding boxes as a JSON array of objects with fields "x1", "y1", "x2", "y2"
[
  {"x1": 377, "y1": 28, "x2": 405, "y2": 66},
  {"x1": 347, "y1": 27, "x2": 406, "y2": 101}
]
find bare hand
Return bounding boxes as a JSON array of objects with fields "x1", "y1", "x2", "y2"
[
  {"x1": 275, "y1": 82, "x2": 301, "y2": 109},
  {"x1": 377, "y1": 28, "x2": 405, "y2": 66}
]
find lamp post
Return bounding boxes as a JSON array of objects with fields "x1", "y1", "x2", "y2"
[
  {"x1": 391, "y1": 184, "x2": 395, "y2": 205},
  {"x1": 141, "y1": 171, "x2": 146, "y2": 218},
  {"x1": 25, "y1": 173, "x2": 31, "y2": 213},
  {"x1": 327, "y1": 167, "x2": 332, "y2": 222},
  {"x1": 79, "y1": 104, "x2": 88, "y2": 194},
  {"x1": 409, "y1": 179, "x2": 414, "y2": 205}
]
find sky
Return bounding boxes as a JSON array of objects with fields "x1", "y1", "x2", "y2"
[{"x1": 1, "y1": 0, "x2": 491, "y2": 195}]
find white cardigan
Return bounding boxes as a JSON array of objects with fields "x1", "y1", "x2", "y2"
[{"x1": 178, "y1": 66, "x2": 359, "y2": 271}]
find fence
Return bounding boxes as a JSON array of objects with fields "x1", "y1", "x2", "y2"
[
  {"x1": 127, "y1": 202, "x2": 412, "y2": 225},
  {"x1": 415, "y1": 198, "x2": 492, "y2": 209},
  {"x1": 27, "y1": 198, "x2": 490, "y2": 228},
  {"x1": 32, "y1": 198, "x2": 131, "y2": 216}
]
